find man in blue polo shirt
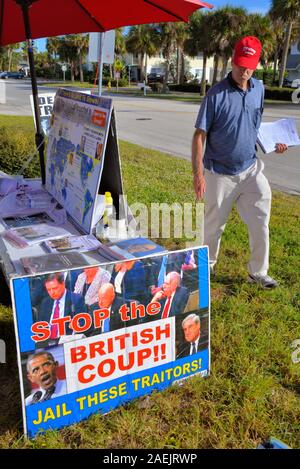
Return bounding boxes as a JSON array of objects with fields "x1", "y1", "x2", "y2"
[{"x1": 192, "y1": 36, "x2": 287, "y2": 288}]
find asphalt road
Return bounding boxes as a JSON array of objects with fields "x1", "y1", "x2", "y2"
[{"x1": 1, "y1": 79, "x2": 300, "y2": 195}]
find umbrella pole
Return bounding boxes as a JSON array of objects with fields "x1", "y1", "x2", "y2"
[{"x1": 17, "y1": 0, "x2": 46, "y2": 185}]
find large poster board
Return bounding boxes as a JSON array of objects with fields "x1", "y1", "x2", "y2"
[
  {"x1": 45, "y1": 89, "x2": 113, "y2": 234},
  {"x1": 11, "y1": 246, "x2": 210, "y2": 438}
]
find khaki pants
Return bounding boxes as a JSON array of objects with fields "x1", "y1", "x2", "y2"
[{"x1": 204, "y1": 160, "x2": 272, "y2": 276}]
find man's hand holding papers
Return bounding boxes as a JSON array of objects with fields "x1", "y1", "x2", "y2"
[{"x1": 258, "y1": 118, "x2": 299, "y2": 154}]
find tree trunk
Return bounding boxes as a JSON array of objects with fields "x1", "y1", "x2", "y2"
[
  {"x1": 54, "y1": 53, "x2": 57, "y2": 78},
  {"x1": 109, "y1": 64, "x2": 113, "y2": 79},
  {"x1": 8, "y1": 49, "x2": 12, "y2": 71},
  {"x1": 272, "y1": 48, "x2": 279, "y2": 85},
  {"x1": 139, "y1": 53, "x2": 145, "y2": 81},
  {"x1": 79, "y1": 53, "x2": 84, "y2": 82},
  {"x1": 279, "y1": 21, "x2": 293, "y2": 88},
  {"x1": 212, "y1": 55, "x2": 219, "y2": 85},
  {"x1": 200, "y1": 53, "x2": 207, "y2": 96},
  {"x1": 163, "y1": 55, "x2": 170, "y2": 93},
  {"x1": 180, "y1": 49, "x2": 185, "y2": 84},
  {"x1": 176, "y1": 47, "x2": 180, "y2": 84},
  {"x1": 220, "y1": 57, "x2": 228, "y2": 80},
  {"x1": 71, "y1": 62, "x2": 75, "y2": 82},
  {"x1": 145, "y1": 54, "x2": 148, "y2": 83}
]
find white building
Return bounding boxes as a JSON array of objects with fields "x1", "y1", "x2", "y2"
[
  {"x1": 286, "y1": 41, "x2": 300, "y2": 83},
  {"x1": 125, "y1": 52, "x2": 215, "y2": 83}
]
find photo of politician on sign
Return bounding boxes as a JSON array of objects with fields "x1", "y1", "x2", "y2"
[{"x1": 22, "y1": 346, "x2": 67, "y2": 406}]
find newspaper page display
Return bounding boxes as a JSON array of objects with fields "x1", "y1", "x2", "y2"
[
  {"x1": 11, "y1": 246, "x2": 210, "y2": 437},
  {"x1": 45, "y1": 89, "x2": 112, "y2": 234}
]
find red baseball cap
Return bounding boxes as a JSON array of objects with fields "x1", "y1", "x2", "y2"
[{"x1": 233, "y1": 36, "x2": 262, "y2": 70}]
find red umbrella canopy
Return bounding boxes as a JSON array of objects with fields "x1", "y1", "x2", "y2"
[{"x1": 0, "y1": 0, "x2": 213, "y2": 46}]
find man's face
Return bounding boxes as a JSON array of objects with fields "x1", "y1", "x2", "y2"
[
  {"x1": 27, "y1": 355, "x2": 58, "y2": 390},
  {"x1": 45, "y1": 278, "x2": 65, "y2": 300},
  {"x1": 163, "y1": 274, "x2": 178, "y2": 297},
  {"x1": 84, "y1": 267, "x2": 98, "y2": 284},
  {"x1": 231, "y1": 61, "x2": 255, "y2": 86},
  {"x1": 98, "y1": 285, "x2": 115, "y2": 308},
  {"x1": 183, "y1": 319, "x2": 200, "y2": 343}
]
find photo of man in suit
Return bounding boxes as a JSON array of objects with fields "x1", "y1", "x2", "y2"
[
  {"x1": 151, "y1": 271, "x2": 189, "y2": 319},
  {"x1": 110, "y1": 260, "x2": 149, "y2": 306},
  {"x1": 176, "y1": 314, "x2": 205, "y2": 358},
  {"x1": 96, "y1": 283, "x2": 139, "y2": 333},
  {"x1": 36, "y1": 272, "x2": 86, "y2": 341},
  {"x1": 25, "y1": 350, "x2": 67, "y2": 405},
  {"x1": 97, "y1": 283, "x2": 122, "y2": 333}
]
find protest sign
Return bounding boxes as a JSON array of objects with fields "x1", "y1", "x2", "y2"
[
  {"x1": 30, "y1": 92, "x2": 56, "y2": 136},
  {"x1": 11, "y1": 246, "x2": 210, "y2": 437}
]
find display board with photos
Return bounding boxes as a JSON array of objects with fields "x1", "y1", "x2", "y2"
[
  {"x1": 11, "y1": 246, "x2": 210, "y2": 438},
  {"x1": 45, "y1": 89, "x2": 113, "y2": 234}
]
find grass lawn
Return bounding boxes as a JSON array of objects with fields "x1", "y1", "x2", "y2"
[
  {"x1": 39, "y1": 81, "x2": 95, "y2": 89},
  {"x1": 0, "y1": 117, "x2": 300, "y2": 448}
]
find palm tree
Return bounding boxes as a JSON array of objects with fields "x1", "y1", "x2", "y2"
[
  {"x1": 6, "y1": 43, "x2": 20, "y2": 71},
  {"x1": 185, "y1": 11, "x2": 215, "y2": 95},
  {"x1": 47, "y1": 37, "x2": 60, "y2": 76},
  {"x1": 246, "y1": 14, "x2": 276, "y2": 71},
  {"x1": 209, "y1": 6, "x2": 249, "y2": 83},
  {"x1": 267, "y1": 15, "x2": 286, "y2": 84},
  {"x1": 156, "y1": 22, "x2": 179, "y2": 92},
  {"x1": 47, "y1": 37, "x2": 60, "y2": 61},
  {"x1": 0, "y1": 46, "x2": 7, "y2": 70},
  {"x1": 172, "y1": 22, "x2": 188, "y2": 84},
  {"x1": 111, "y1": 28, "x2": 126, "y2": 79},
  {"x1": 270, "y1": 0, "x2": 300, "y2": 87},
  {"x1": 58, "y1": 36, "x2": 78, "y2": 82},
  {"x1": 126, "y1": 25, "x2": 159, "y2": 82},
  {"x1": 114, "y1": 28, "x2": 126, "y2": 58},
  {"x1": 72, "y1": 34, "x2": 89, "y2": 82}
]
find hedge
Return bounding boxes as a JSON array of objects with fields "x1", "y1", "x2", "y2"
[
  {"x1": 264, "y1": 86, "x2": 295, "y2": 101},
  {"x1": 0, "y1": 127, "x2": 40, "y2": 178},
  {"x1": 89, "y1": 77, "x2": 129, "y2": 87},
  {"x1": 168, "y1": 82, "x2": 294, "y2": 101}
]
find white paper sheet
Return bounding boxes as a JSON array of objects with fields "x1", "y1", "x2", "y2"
[{"x1": 258, "y1": 118, "x2": 300, "y2": 154}]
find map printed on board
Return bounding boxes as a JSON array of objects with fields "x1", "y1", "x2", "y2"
[{"x1": 45, "y1": 89, "x2": 113, "y2": 233}]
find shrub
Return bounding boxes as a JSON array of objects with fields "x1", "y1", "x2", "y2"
[
  {"x1": 115, "y1": 78, "x2": 129, "y2": 87},
  {"x1": 149, "y1": 82, "x2": 164, "y2": 93},
  {"x1": 264, "y1": 86, "x2": 294, "y2": 101},
  {"x1": 168, "y1": 82, "x2": 293, "y2": 101},
  {"x1": 89, "y1": 77, "x2": 129, "y2": 87},
  {"x1": 169, "y1": 83, "x2": 200, "y2": 93},
  {"x1": 0, "y1": 127, "x2": 40, "y2": 178}
]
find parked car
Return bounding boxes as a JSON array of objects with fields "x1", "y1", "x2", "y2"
[
  {"x1": 0, "y1": 71, "x2": 25, "y2": 79},
  {"x1": 291, "y1": 79, "x2": 300, "y2": 88},
  {"x1": 147, "y1": 72, "x2": 164, "y2": 83},
  {"x1": 283, "y1": 78, "x2": 293, "y2": 88}
]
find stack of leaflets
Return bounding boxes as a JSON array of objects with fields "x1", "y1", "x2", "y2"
[
  {"x1": 0, "y1": 211, "x2": 55, "y2": 229},
  {"x1": 2, "y1": 224, "x2": 70, "y2": 248},
  {"x1": 98, "y1": 237, "x2": 167, "y2": 262},
  {"x1": 42, "y1": 234, "x2": 101, "y2": 253},
  {"x1": 21, "y1": 251, "x2": 88, "y2": 274}
]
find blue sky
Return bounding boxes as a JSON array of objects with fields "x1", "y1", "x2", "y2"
[
  {"x1": 34, "y1": 0, "x2": 271, "y2": 52},
  {"x1": 207, "y1": 0, "x2": 271, "y2": 15}
]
